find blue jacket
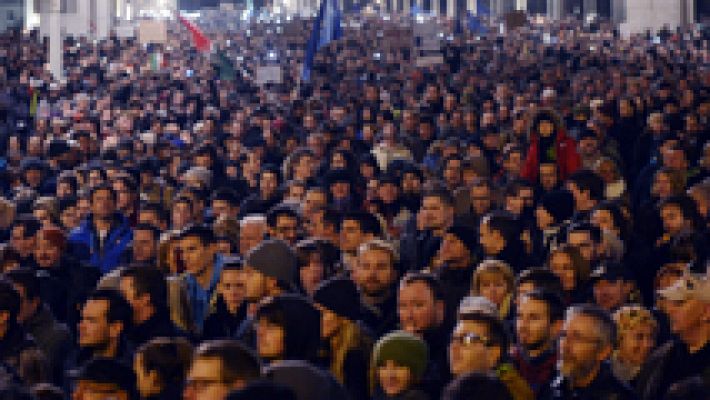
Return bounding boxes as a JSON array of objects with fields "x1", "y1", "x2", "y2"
[{"x1": 68, "y1": 213, "x2": 133, "y2": 274}]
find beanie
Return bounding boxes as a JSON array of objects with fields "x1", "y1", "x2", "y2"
[
  {"x1": 540, "y1": 190, "x2": 574, "y2": 224},
  {"x1": 313, "y1": 277, "x2": 362, "y2": 322},
  {"x1": 371, "y1": 331, "x2": 428, "y2": 382},
  {"x1": 246, "y1": 239, "x2": 297, "y2": 286}
]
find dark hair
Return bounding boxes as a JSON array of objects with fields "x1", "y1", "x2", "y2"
[
  {"x1": 266, "y1": 205, "x2": 300, "y2": 228},
  {"x1": 341, "y1": 211, "x2": 382, "y2": 237},
  {"x1": 313, "y1": 206, "x2": 341, "y2": 233},
  {"x1": 136, "y1": 337, "x2": 193, "y2": 390},
  {"x1": 663, "y1": 376, "x2": 710, "y2": 400},
  {"x1": 400, "y1": 272, "x2": 444, "y2": 301},
  {"x1": 519, "y1": 290, "x2": 565, "y2": 322},
  {"x1": 211, "y1": 188, "x2": 240, "y2": 206},
  {"x1": 458, "y1": 312, "x2": 509, "y2": 354},
  {"x1": 0, "y1": 279, "x2": 21, "y2": 323},
  {"x1": 134, "y1": 223, "x2": 161, "y2": 240},
  {"x1": 482, "y1": 211, "x2": 520, "y2": 242},
  {"x1": 89, "y1": 183, "x2": 117, "y2": 203},
  {"x1": 11, "y1": 215, "x2": 41, "y2": 238},
  {"x1": 4, "y1": 269, "x2": 41, "y2": 301},
  {"x1": 194, "y1": 340, "x2": 261, "y2": 385},
  {"x1": 226, "y1": 380, "x2": 297, "y2": 400},
  {"x1": 442, "y1": 372, "x2": 513, "y2": 400},
  {"x1": 515, "y1": 268, "x2": 563, "y2": 297},
  {"x1": 422, "y1": 188, "x2": 454, "y2": 208},
  {"x1": 120, "y1": 266, "x2": 168, "y2": 312},
  {"x1": 567, "y1": 170, "x2": 605, "y2": 202},
  {"x1": 176, "y1": 224, "x2": 214, "y2": 245},
  {"x1": 172, "y1": 195, "x2": 194, "y2": 211},
  {"x1": 295, "y1": 238, "x2": 339, "y2": 277},
  {"x1": 86, "y1": 289, "x2": 133, "y2": 332},
  {"x1": 567, "y1": 222, "x2": 602, "y2": 243},
  {"x1": 659, "y1": 195, "x2": 699, "y2": 228}
]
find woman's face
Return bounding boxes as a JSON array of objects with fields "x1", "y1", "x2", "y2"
[
  {"x1": 652, "y1": 172, "x2": 673, "y2": 199},
  {"x1": 617, "y1": 325, "x2": 655, "y2": 366},
  {"x1": 477, "y1": 273, "x2": 509, "y2": 307},
  {"x1": 550, "y1": 252, "x2": 576, "y2": 291},
  {"x1": 591, "y1": 209, "x2": 617, "y2": 235},
  {"x1": 318, "y1": 305, "x2": 342, "y2": 339},
  {"x1": 331, "y1": 153, "x2": 347, "y2": 170},
  {"x1": 378, "y1": 360, "x2": 412, "y2": 397}
]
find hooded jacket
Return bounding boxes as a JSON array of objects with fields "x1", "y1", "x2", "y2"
[{"x1": 521, "y1": 112, "x2": 581, "y2": 183}]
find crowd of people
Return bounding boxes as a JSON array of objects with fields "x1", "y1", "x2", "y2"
[{"x1": 0, "y1": 7, "x2": 708, "y2": 400}]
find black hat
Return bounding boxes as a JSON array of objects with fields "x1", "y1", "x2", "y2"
[
  {"x1": 445, "y1": 225, "x2": 478, "y2": 255},
  {"x1": 325, "y1": 169, "x2": 354, "y2": 186},
  {"x1": 69, "y1": 358, "x2": 138, "y2": 400},
  {"x1": 540, "y1": 190, "x2": 574, "y2": 224},
  {"x1": 313, "y1": 277, "x2": 361, "y2": 321},
  {"x1": 246, "y1": 239, "x2": 297, "y2": 286},
  {"x1": 47, "y1": 139, "x2": 71, "y2": 158},
  {"x1": 590, "y1": 262, "x2": 633, "y2": 283}
]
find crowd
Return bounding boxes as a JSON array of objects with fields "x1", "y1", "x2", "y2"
[{"x1": 0, "y1": 7, "x2": 708, "y2": 400}]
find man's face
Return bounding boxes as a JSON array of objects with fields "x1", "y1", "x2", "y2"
[
  {"x1": 664, "y1": 297, "x2": 709, "y2": 339},
  {"x1": 61, "y1": 206, "x2": 81, "y2": 230},
  {"x1": 558, "y1": 314, "x2": 608, "y2": 383},
  {"x1": 303, "y1": 190, "x2": 327, "y2": 217},
  {"x1": 11, "y1": 226, "x2": 35, "y2": 258},
  {"x1": 259, "y1": 172, "x2": 278, "y2": 199},
  {"x1": 256, "y1": 318, "x2": 285, "y2": 360},
  {"x1": 78, "y1": 299, "x2": 113, "y2": 349},
  {"x1": 241, "y1": 265, "x2": 268, "y2": 301},
  {"x1": 352, "y1": 249, "x2": 396, "y2": 297},
  {"x1": 565, "y1": 182, "x2": 587, "y2": 211},
  {"x1": 660, "y1": 204, "x2": 686, "y2": 235},
  {"x1": 398, "y1": 281, "x2": 441, "y2": 335},
  {"x1": 438, "y1": 233, "x2": 470, "y2": 267},
  {"x1": 470, "y1": 186, "x2": 491, "y2": 216},
  {"x1": 34, "y1": 234, "x2": 61, "y2": 268},
  {"x1": 132, "y1": 229, "x2": 156, "y2": 263},
  {"x1": 539, "y1": 164, "x2": 558, "y2": 190},
  {"x1": 211, "y1": 200, "x2": 234, "y2": 220},
  {"x1": 219, "y1": 269, "x2": 245, "y2": 310},
  {"x1": 449, "y1": 320, "x2": 497, "y2": 376},
  {"x1": 273, "y1": 215, "x2": 298, "y2": 245},
  {"x1": 516, "y1": 297, "x2": 555, "y2": 352},
  {"x1": 119, "y1": 277, "x2": 146, "y2": 324},
  {"x1": 183, "y1": 357, "x2": 231, "y2": 400},
  {"x1": 592, "y1": 279, "x2": 629, "y2": 312},
  {"x1": 340, "y1": 219, "x2": 364, "y2": 253},
  {"x1": 567, "y1": 231, "x2": 595, "y2": 262},
  {"x1": 179, "y1": 236, "x2": 211, "y2": 276},
  {"x1": 91, "y1": 189, "x2": 115, "y2": 219},
  {"x1": 419, "y1": 196, "x2": 451, "y2": 231},
  {"x1": 443, "y1": 160, "x2": 462, "y2": 188},
  {"x1": 401, "y1": 173, "x2": 421, "y2": 194},
  {"x1": 239, "y1": 222, "x2": 266, "y2": 255}
]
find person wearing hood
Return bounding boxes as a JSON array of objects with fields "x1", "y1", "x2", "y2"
[
  {"x1": 313, "y1": 277, "x2": 372, "y2": 400},
  {"x1": 263, "y1": 359, "x2": 349, "y2": 400},
  {"x1": 532, "y1": 190, "x2": 574, "y2": 265},
  {"x1": 431, "y1": 225, "x2": 478, "y2": 328},
  {"x1": 478, "y1": 211, "x2": 527, "y2": 273},
  {"x1": 520, "y1": 110, "x2": 581, "y2": 183},
  {"x1": 254, "y1": 294, "x2": 322, "y2": 366},
  {"x1": 370, "y1": 331, "x2": 430, "y2": 400}
]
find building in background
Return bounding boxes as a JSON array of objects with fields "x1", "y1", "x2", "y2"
[{"x1": 0, "y1": 0, "x2": 25, "y2": 32}]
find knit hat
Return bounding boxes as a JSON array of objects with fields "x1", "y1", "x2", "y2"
[
  {"x1": 246, "y1": 239, "x2": 297, "y2": 286},
  {"x1": 446, "y1": 225, "x2": 478, "y2": 256},
  {"x1": 371, "y1": 331, "x2": 428, "y2": 382},
  {"x1": 540, "y1": 190, "x2": 574, "y2": 224},
  {"x1": 313, "y1": 277, "x2": 362, "y2": 322}
]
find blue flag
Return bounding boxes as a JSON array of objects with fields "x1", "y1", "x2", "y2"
[
  {"x1": 302, "y1": 0, "x2": 342, "y2": 82},
  {"x1": 467, "y1": 11, "x2": 488, "y2": 35}
]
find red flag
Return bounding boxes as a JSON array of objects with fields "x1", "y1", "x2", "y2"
[{"x1": 177, "y1": 14, "x2": 211, "y2": 52}]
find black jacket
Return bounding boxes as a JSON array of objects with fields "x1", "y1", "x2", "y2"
[
  {"x1": 541, "y1": 363, "x2": 637, "y2": 400},
  {"x1": 202, "y1": 298, "x2": 247, "y2": 341},
  {"x1": 23, "y1": 305, "x2": 72, "y2": 385},
  {"x1": 635, "y1": 338, "x2": 710, "y2": 400},
  {"x1": 128, "y1": 311, "x2": 187, "y2": 347}
]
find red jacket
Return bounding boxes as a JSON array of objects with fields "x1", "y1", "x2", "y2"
[{"x1": 521, "y1": 128, "x2": 581, "y2": 182}]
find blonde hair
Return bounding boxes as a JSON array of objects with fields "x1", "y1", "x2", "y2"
[
  {"x1": 471, "y1": 259, "x2": 515, "y2": 294},
  {"x1": 327, "y1": 318, "x2": 369, "y2": 385},
  {"x1": 613, "y1": 305, "x2": 658, "y2": 344}
]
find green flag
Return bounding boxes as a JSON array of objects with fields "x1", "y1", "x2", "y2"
[{"x1": 215, "y1": 51, "x2": 236, "y2": 81}]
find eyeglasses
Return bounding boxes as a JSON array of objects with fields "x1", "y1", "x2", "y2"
[
  {"x1": 558, "y1": 330, "x2": 601, "y2": 345},
  {"x1": 451, "y1": 332, "x2": 490, "y2": 347}
]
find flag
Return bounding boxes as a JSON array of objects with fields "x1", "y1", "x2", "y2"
[
  {"x1": 150, "y1": 51, "x2": 163, "y2": 71},
  {"x1": 177, "y1": 14, "x2": 211, "y2": 52},
  {"x1": 301, "y1": 0, "x2": 342, "y2": 82},
  {"x1": 215, "y1": 51, "x2": 237, "y2": 81},
  {"x1": 467, "y1": 11, "x2": 488, "y2": 35},
  {"x1": 29, "y1": 89, "x2": 38, "y2": 117}
]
